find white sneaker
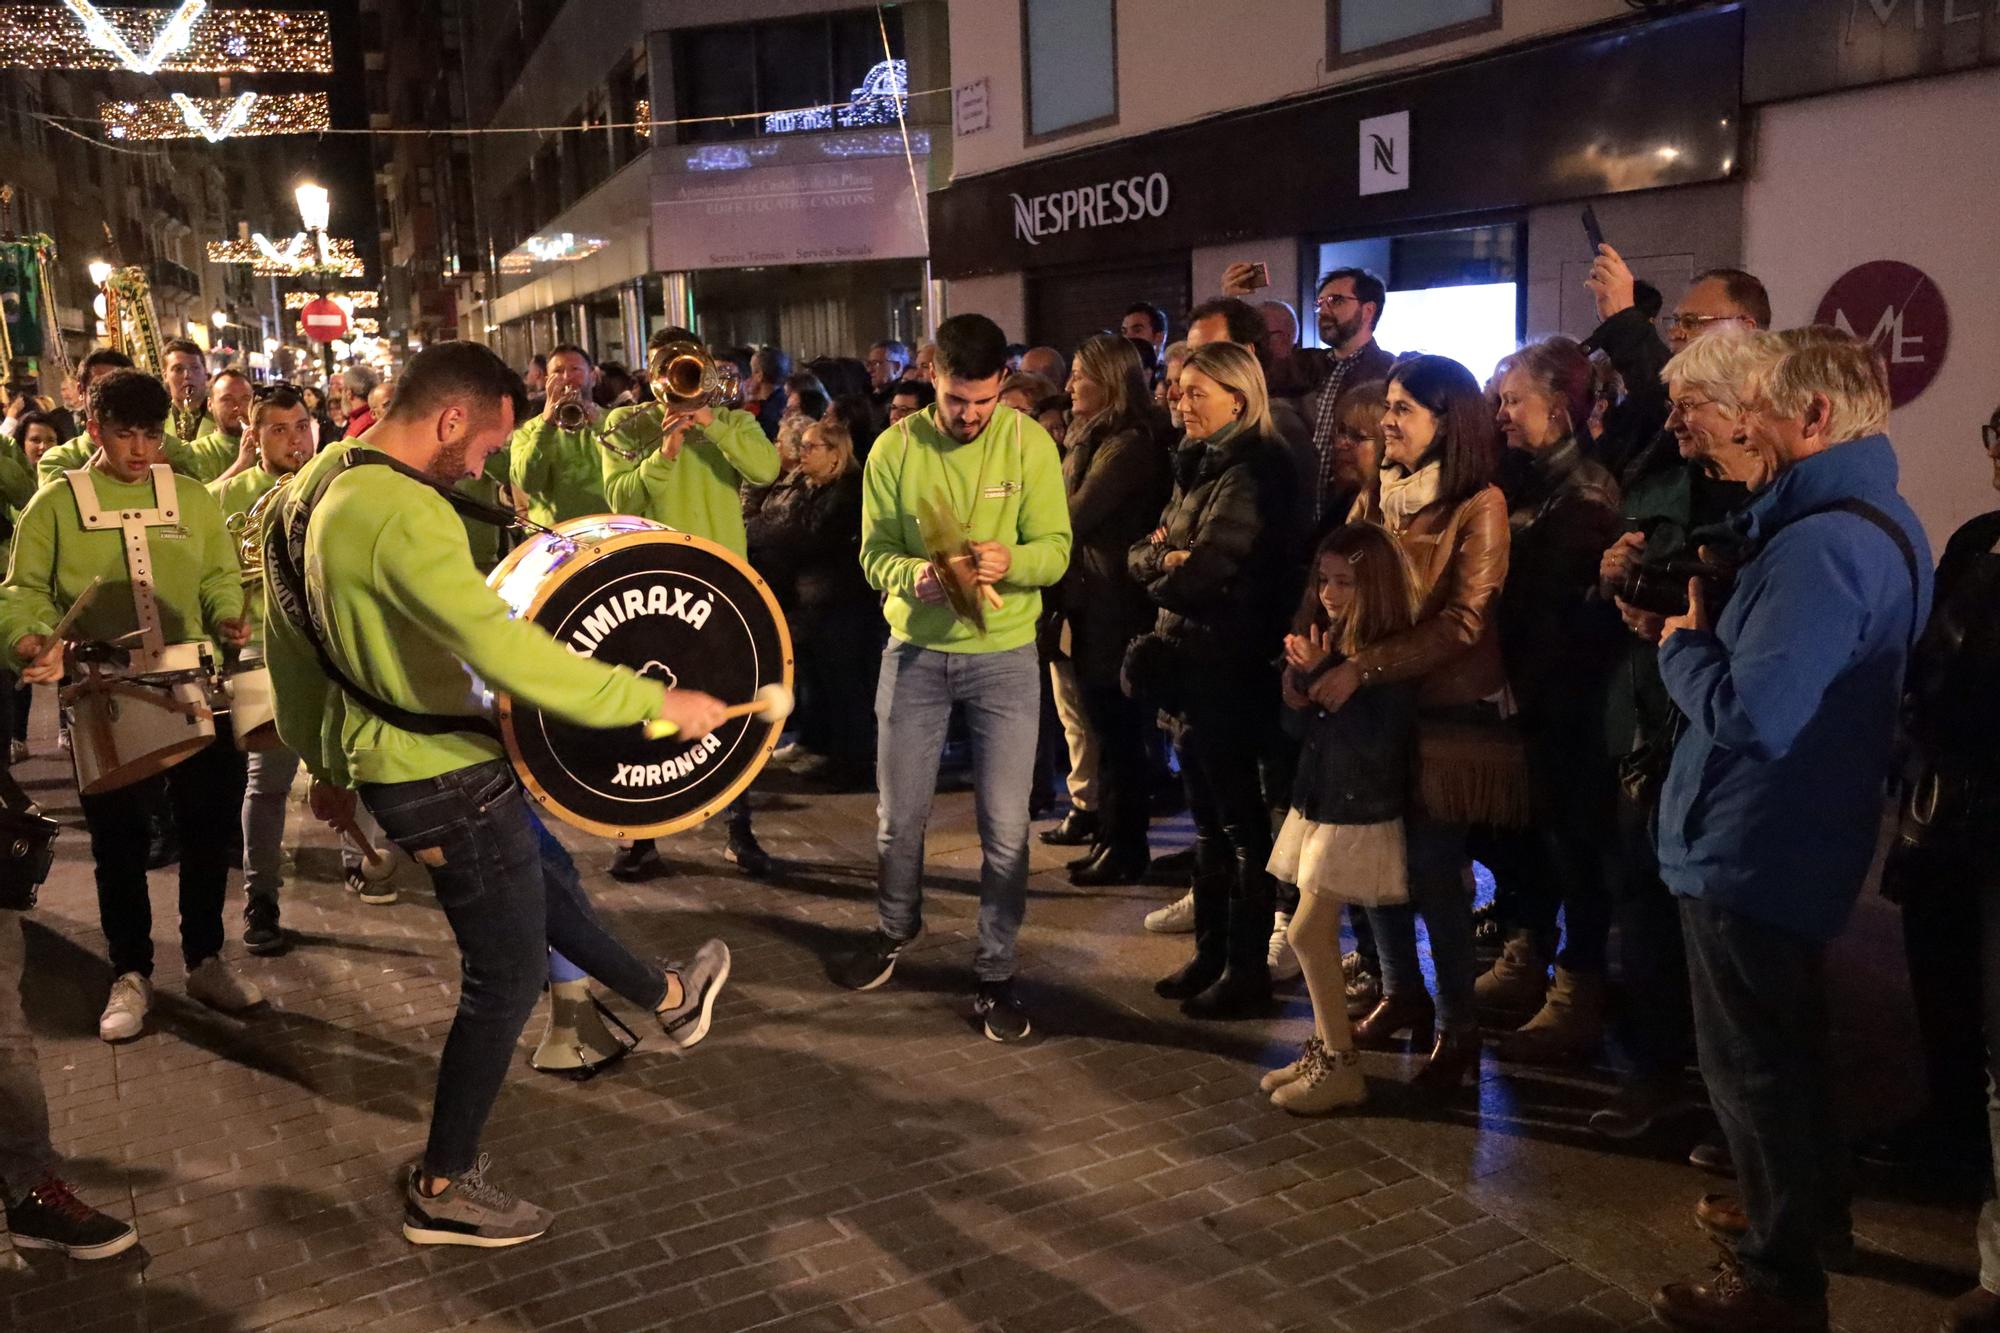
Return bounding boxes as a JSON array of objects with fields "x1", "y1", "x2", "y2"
[
  {"x1": 1144, "y1": 890, "x2": 1196, "y2": 934},
  {"x1": 98, "y1": 972, "x2": 151, "y2": 1042},
  {"x1": 186, "y1": 957, "x2": 263, "y2": 1013},
  {"x1": 1268, "y1": 911, "x2": 1301, "y2": 982}
]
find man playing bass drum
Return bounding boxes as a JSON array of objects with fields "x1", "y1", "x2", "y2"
[{"x1": 262, "y1": 342, "x2": 734, "y2": 1250}]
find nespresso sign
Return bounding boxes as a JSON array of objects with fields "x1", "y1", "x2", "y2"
[
  {"x1": 930, "y1": 6, "x2": 1743, "y2": 280},
  {"x1": 1011, "y1": 173, "x2": 1171, "y2": 246}
]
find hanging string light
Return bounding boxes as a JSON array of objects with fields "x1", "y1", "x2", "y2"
[
  {"x1": 0, "y1": 3, "x2": 331, "y2": 74},
  {"x1": 207, "y1": 234, "x2": 364, "y2": 278},
  {"x1": 285, "y1": 289, "x2": 378, "y2": 311},
  {"x1": 101, "y1": 91, "x2": 330, "y2": 142}
]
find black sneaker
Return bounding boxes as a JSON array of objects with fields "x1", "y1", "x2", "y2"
[
  {"x1": 833, "y1": 928, "x2": 915, "y2": 991},
  {"x1": 242, "y1": 898, "x2": 286, "y2": 956},
  {"x1": 608, "y1": 840, "x2": 667, "y2": 882},
  {"x1": 5, "y1": 1174, "x2": 138, "y2": 1260},
  {"x1": 724, "y1": 828, "x2": 772, "y2": 878},
  {"x1": 974, "y1": 980, "x2": 1032, "y2": 1043},
  {"x1": 344, "y1": 866, "x2": 398, "y2": 906}
]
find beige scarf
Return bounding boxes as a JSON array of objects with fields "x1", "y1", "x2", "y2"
[{"x1": 1378, "y1": 461, "x2": 1442, "y2": 533}]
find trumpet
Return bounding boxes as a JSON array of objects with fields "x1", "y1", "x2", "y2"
[{"x1": 572, "y1": 342, "x2": 744, "y2": 461}]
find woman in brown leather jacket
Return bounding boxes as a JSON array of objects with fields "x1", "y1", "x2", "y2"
[{"x1": 1319, "y1": 354, "x2": 1509, "y2": 1091}]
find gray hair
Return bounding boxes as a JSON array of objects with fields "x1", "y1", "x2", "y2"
[
  {"x1": 1754, "y1": 326, "x2": 1891, "y2": 444},
  {"x1": 1660, "y1": 324, "x2": 1761, "y2": 418}
]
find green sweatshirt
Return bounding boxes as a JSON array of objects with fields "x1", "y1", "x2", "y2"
[
  {"x1": 509, "y1": 417, "x2": 608, "y2": 526},
  {"x1": 183, "y1": 429, "x2": 246, "y2": 484},
  {"x1": 600, "y1": 405, "x2": 778, "y2": 555},
  {"x1": 39, "y1": 432, "x2": 200, "y2": 490},
  {"x1": 1, "y1": 464, "x2": 243, "y2": 669},
  {"x1": 210, "y1": 464, "x2": 283, "y2": 649},
  {"x1": 263, "y1": 442, "x2": 667, "y2": 789},
  {"x1": 860, "y1": 404, "x2": 1071, "y2": 654},
  {"x1": 459, "y1": 449, "x2": 510, "y2": 572},
  {"x1": 0, "y1": 439, "x2": 37, "y2": 573}
]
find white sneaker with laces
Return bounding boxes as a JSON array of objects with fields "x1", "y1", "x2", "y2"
[
  {"x1": 1144, "y1": 890, "x2": 1196, "y2": 934},
  {"x1": 98, "y1": 972, "x2": 151, "y2": 1042},
  {"x1": 1268, "y1": 910, "x2": 1300, "y2": 982},
  {"x1": 186, "y1": 957, "x2": 263, "y2": 1013}
]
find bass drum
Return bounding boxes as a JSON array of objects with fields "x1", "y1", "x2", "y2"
[{"x1": 487, "y1": 515, "x2": 793, "y2": 840}]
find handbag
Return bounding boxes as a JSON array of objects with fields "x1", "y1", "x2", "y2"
[{"x1": 1412, "y1": 708, "x2": 1533, "y2": 828}]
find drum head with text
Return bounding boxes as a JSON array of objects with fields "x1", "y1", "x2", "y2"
[{"x1": 494, "y1": 527, "x2": 791, "y2": 838}]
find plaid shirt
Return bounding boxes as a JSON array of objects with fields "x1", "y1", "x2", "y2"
[{"x1": 1309, "y1": 343, "x2": 1375, "y2": 525}]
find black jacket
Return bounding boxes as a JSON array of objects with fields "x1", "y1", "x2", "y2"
[
  {"x1": 1127, "y1": 425, "x2": 1300, "y2": 701},
  {"x1": 1057, "y1": 411, "x2": 1173, "y2": 686},
  {"x1": 1584, "y1": 306, "x2": 1672, "y2": 483},
  {"x1": 781, "y1": 470, "x2": 873, "y2": 624},
  {"x1": 1499, "y1": 438, "x2": 1624, "y2": 722},
  {"x1": 1286, "y1": 666, "x2": 1419, "y2": 825}
]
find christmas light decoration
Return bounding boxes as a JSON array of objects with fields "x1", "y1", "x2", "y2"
[
  {"x1": 765, "y1": 59, "x2": 906, "y2": 135},
  {"x1": 0, "y1": 3, "x2": 331, "y2": 74},
  {"x1": 100, "y1": 90, "x2": 330, "y2": 142},
  {"x1": 207, "y1": 234, "x2": 364, "y2": 278},
  {"x1": 635, "y1": 98, "x2": 651, "y2": 139},
  {"x1": 285, "y1": 289, "x2": 378, "y2": 311}
]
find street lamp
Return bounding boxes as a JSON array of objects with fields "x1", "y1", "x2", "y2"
[
  {"x1": 87, "y1": 260, "x2": 114, "y2": 287},
  {"x1": 211, "y1": 307, "x2": 229, "y2": 329},
  {"x1": 294, "y1": 182, "x2": 330, "y2": 233}
]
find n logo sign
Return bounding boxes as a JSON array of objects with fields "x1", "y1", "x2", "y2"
[{"x1": 1359, "y1": 112, "x2": 1410, "y2": 196}]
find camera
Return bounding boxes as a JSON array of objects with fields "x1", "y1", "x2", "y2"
[{"x1": 1618, "y1": 559, "x2": 1733, "y2": 618}]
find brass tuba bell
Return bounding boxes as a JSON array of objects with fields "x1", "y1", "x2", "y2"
[
  {"x1": 649, "y1": 340, "x2": 742, "y2": 414},
  {"x1": 227, "y1": 476, "x2": 293, "y2": 583}
]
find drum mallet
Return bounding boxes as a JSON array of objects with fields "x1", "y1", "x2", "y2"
[
  {"x1": 332, "y1": 815, "x2": 386, "y2": 869},
  {"x1": 641, "y1": 683, "x2": 793, "y2": 740}
]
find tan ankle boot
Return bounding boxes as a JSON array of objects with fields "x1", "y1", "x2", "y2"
[
  {"x1": 1473, "y1": 932, "x2": 1548, "y2": 1017},
  {"x1": 1497, "y1": 966, "x2": 1605, "y2": 1063},
  {"x1": 1272, "y1": 1045, "x2": 1365, "y2": 1115},
  {"x1": 1259, "y1": 1035, "x2": 1324, "y2": 1094}
]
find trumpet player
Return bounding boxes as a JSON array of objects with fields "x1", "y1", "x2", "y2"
[
  {"x1": 601, "y1": 327, "x2": 781, "y2": 881},
  {"x1": 508, "y1": 344, "x2": 608, "y2": 526},
  {"x1": 184, "y1": 367, "x2": 256, "y2": 485},
  {"x1": 3, "y1": 370, "x2": 257, "y2": 1042},
  {"x1": 210, "y1": 386, "x2": 318, "y2": 955}
]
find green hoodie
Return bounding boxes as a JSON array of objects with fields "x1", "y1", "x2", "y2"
[
  {"x1": 860, "y1": 404, "x2": 1071, "y2": 654},
  {"x1": 1, "y1": 464, "x2": 243, "y2": 668},
  {"x1": 183, "y1": 429, "x2": 247, "y2": 484},
  {"x1": 600, "y1": 405, "x2": 778, "y2": 555},
  {"x1": 262, "y1": 442, "x2": 666, "y2": 789},
  {"x1": 510, "y1": 416, "x2": 609, "y2": 527},
  {"x1": 0, "y1": 438, "x2": 37, "y2": 573},
  {"x1": 210, "y1": 464, "x2": 284, "y2": 649}
]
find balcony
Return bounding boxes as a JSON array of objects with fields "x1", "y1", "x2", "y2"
[{"x1": 146, "y1": 258, "x2": 201, "y2": 295}]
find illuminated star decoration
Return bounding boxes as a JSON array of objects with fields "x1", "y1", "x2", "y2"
[
  {"x1": 102, "y1": 91, "x2": 330, "y2": 141},
  {"x1": 62, "y1": 0, "x2": 203, "y2": 74},
  {"x1": 0, "y1": 3, "x2": 331, "y2": 73}
]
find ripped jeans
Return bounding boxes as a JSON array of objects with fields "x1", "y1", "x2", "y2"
[{"x1": 359, "y1": 760, "x2": 665, "y2": 1178}]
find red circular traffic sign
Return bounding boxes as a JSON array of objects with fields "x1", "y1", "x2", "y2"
[
  {"x1": 298, "y1": 296, "x2": 351, "y2": 344},
  {"x1": 1812, "y1": 260, "x2": 1949, "y2": 409}
]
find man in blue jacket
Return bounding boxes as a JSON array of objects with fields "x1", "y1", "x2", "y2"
[{"x1": 1643, "y1": 327, "x2": 1932, "y2": 1332}]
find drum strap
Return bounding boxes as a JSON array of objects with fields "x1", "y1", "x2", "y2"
[
  {"x1": 266, "y1": 448, "x2": 504, "y2": 743},
  {"x1": 66, "y1": 465, "x2": 177, "y2": 671}
]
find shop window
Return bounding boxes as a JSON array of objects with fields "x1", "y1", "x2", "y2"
[
  {"x1": 672, "y1": 8, "x2": 903, "y2": 144},
  {"x1": 1023, "y1": 0, "x2": 1117, "y2": 144},
  {"x1": 1328, "y1": 0, "x2": 1498, "y2": 68},
  {"x1": 1311, "y1": 223, "x2": 1520, "y2": 385}
]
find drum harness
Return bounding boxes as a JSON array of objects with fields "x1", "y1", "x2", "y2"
[
  {"x1": 64, "y1": 464, "x2": 184, "y2": 673},
  {"x1": 266, "y1": 446, "x2": 556, "y2": 746}
]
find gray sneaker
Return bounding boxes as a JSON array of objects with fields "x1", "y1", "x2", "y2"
[
  {"x1": 657, "y1": 939, "x2": 731, "y2": 1049},
  {"x1": 401, "y1": 1155, "x2": 553, "y2": 1248}
]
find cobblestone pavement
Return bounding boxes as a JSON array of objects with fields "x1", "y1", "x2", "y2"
[{"x1": 0, "y1": 728, "x2": 1975, "y2": 1332}]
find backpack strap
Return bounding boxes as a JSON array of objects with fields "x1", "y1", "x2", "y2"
[
  {"x1": 1792, "y1": 497, "x2": 1924, "y2": 649},
  {"x1": 264, "y1": 448, "x2": 505, "y2": 742}
]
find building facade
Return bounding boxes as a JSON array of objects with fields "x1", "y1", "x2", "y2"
[{"x1": 930, "y1": 0, "x2": 2000, "y2": 548}]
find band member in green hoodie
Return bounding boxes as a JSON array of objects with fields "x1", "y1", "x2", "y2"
[
  {"x1": 832, "y1": 314, "x2": 1072, "y2": 1042},
  {"x1": 600, "y1": 327, "x2": 781, "y2": 880},
  {"x1": 263, "y1": 341, "x2": 734, "y2": 1250},
  {"x1": 36, "y1": 347, "x2": 208, "y2": 489},
  {"x1": 508, "y1": 343, "x2": 609, "y2": 527},
  {"x1": 4, "y1": 370, "x2": 256, "y2": 1045}
]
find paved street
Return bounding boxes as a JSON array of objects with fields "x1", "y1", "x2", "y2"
[{"x1": 0, "y1": 715, "x2": 1975, "y2": 1333}]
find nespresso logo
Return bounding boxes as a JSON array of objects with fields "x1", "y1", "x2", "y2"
[{"x1": 1010, "y1": 172, "x2": 1171, "y2": 246}]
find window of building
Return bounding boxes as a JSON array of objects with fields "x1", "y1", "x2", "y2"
[
  {"x1": 671, "y1": 7, "x2": 905, "y2": 144},
  {"x1": 1022, "y1": 0, "x2": 1117, "y2": 144},
  {"x1": 1307, "y1": 222, "x2": 1520, "y2": 385},
  {"x1": 1328, "y1": 0, "x2": 1498, "y2": 67}
]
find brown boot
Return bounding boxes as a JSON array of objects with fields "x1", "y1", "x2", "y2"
[
  {"x1": 1472, "y1": 932, "x2": 1547, "y2": 1018},
  {"x1": 1652, "y1": 1251, "x2": 1827, "y2": 1331},
  {"x1": 1496, "y1": 966, "x2": 1605, "y2": 1064},
  {"x1": 1944, "y1": 1286, "x2": 2000, "y2": 1332},
  {"x1": 1695, "y1": 1193, "x2": 1857, "y2": 1273},
  {"x1": 1352, "y1": 993, "x2": 1434, "y2": 1051}
]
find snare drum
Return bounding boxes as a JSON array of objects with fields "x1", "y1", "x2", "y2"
[
  {"x1": 223, "y1": 656, "x2": 281, "y2": 751},
  {"x1": 62, "y1": 643, "x2": 219, "y2": 796}
]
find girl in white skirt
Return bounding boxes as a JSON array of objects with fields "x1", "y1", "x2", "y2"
[{"x1": 1263, "y1": 523, "x2": 1422, "y2": 1114}]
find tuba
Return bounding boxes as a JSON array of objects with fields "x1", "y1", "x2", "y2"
[{"x1": 227, "y1": 476, "x2": 292, "y2": 583}]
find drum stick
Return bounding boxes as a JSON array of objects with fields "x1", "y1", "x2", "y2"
[
  {"x1": 641, "y1": 683, "x2": 793, "y2": 740},
  {"x1": 48, "y1": 577, "x2": 103, "y2": 643},
  {"x1": 333, "y1": 815, "x2": 386, "y2": 868}
]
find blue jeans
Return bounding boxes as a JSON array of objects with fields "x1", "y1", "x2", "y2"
[
  {"x1": 1366, "y1": 819, "x2": 1477, "y2": 1031},
  {"x1": 874, "y1": 641, "x2": 1039, "y2": 982},
  {"x1": 1681, "y1": 896, "x2": 1850, "y2": 1303},
  {"x1": 360, "y1": 760, "x2": 667, "y2": 1177}
]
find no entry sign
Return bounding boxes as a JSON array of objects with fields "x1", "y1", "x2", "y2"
[
  {"x1": 1813, "y1": 260, "x2": 1950, "y2": 409},
  {"x1": 298, "y1": 296, "x2": 351, "y2": 344}
]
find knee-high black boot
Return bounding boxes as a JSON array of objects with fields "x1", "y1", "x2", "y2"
[{"x1": 1182, "y1": 853, "x2": 1276, "y2": 1020}]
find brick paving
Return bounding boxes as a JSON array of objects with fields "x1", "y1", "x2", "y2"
[{"x1": 0, "y1": 726, "x2": 1976, "y2": 1332}]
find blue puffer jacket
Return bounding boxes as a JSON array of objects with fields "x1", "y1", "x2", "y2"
[{"x1": 1656, "y1": 434, "x2": 1933, "y2": 942}]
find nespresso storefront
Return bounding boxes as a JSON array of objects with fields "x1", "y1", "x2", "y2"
[{"x1": 929, "y1": 6, "x2": 1750, "y2": 373}]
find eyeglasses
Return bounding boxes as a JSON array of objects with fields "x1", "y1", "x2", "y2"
[
  {"x1": 1661, "y1": 313, "x2": 1748, "y2": 335},
  {"x1": 1668, "y1": 396, "x2": 1720, "y2": 418},
  {"x1": 252, "y1": 381, "x2": 300, "y2": 400},
  {"x1": 1315, "y1": 294, "x2": 1358, "y2": 314}
]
